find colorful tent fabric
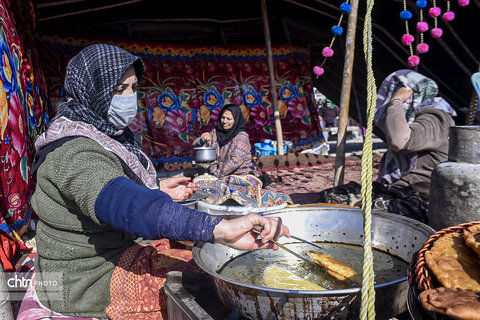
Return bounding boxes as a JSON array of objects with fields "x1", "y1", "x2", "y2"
[
  {"x1": 38, "y1": 36, "x2": 324, "y2": 170},
  {"x1": 0, "y1": 0, "x2": 52, "y2": 253}
]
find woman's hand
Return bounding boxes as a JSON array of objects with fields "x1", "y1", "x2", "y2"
[
  {"x1": 213, "y1": 213, "x2": 291, "y2": 250},
  {"x1": 160, "y1": 177, "x2": 199, "y2": 201},
  {"x1": 200, "y1": 132, "x2": 213, "y2": 146},
  {"x1": 392, "y1": 87, "x2": 413, "y2": 103}
]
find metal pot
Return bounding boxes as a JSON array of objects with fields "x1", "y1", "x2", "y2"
[
  {"x1": 192, "y1": 205, "x2": 435, "y2": 319},
  {"x1": 194, "y1": 146, "x2": 217, "y2": 162}
]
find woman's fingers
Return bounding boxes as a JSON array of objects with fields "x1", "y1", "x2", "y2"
[
  {"x1": 247, "y1": 214, "x2": 290, "y2": 244},
  {"x1": 393, "y1": 87, "x2": 414, "y2": 102}
]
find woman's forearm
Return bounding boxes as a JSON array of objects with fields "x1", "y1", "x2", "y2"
[{"x1": 384, "y1": 99, "x2": 411, "y2": 152}]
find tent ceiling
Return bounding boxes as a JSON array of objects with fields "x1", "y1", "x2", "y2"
[{"x1": 35, "y1": 0, "x2": 480, "y2": 125}]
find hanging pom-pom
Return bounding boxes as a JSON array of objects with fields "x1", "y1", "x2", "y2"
[
  {"x1": 401, "y1": 34, "x2": 415, "y2": 45},
  {"x1": 428, "y1": 7, "x2": 442, "y2": 17},
  {"x1": 458, "y1": 0, "x2": 470, "y2": 6},
  {"x1": 331, "y1": 26, "x2": 344, "y2": 36},
  {"x1": 340, "y1": 2, "x2": 352, "y2": 14},
  {"x1": 313, "y1": 66, "x2": 325, "y2": 77},
  {"x1": 322, "y1": 47, "x2": 334, "y2": 58},
  {"x1": 416, "y1": 21, "x2": 429, "y2": 32},
  {"x1": 417, "y1": 43, "x2": 430, "y2": 54},
  {"x1": 431, "y1": 28, "x2": 443, "y2": 38},
  {"x1": 400, "y1": 10, "x2": 413, "y2": 20},
  {"x1": 442, "y1": 11, "x2": 455, "y2": 21},
  {"x1": 408, "y1": 55, "x2": 420, "y2": 67},
  {"x1": 416, "y1": 0, "x2": 428, "y2": 9}
]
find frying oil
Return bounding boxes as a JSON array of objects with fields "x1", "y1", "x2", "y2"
[{"x1": 218, "y1": 243, "x2": 408, "y2": 290}]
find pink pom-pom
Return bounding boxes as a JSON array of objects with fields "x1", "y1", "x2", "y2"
[
  {"x1": 416, "y1": 43, "x2": 430, "y2": 54},
  {"x1": 431, "y1": 28, "x2": 443, "y2": 38},
  {"x1": 322, "y1": 47, "x2": 334, "y2": 58},
  {"x1": 401, "y1": 34, "x2": 415, "y2": 45},
  {"x1": 442, "y1": 11, "x2": 455, "y2": 21},
  {"x1": 313, "y1": 66, "x2": 324, "y2": 76},
  {"x1": 408, "y1": 55, "x2": 420, "y2": 67},
  {"x1": 458, "y1": 0, "x2": 470, "y2": 6},
  {"x1": 428, "y1": 7, "x2": 442, "y2": 17},
  {"x1": 416, "y1": 22, "x2": 429, "y2": 33}
]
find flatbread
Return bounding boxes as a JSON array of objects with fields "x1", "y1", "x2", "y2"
[
  {"x1": 420, "y1": 287, "x2": 480, "y2": 320},
  {"x1": 307, "y1": 251, "x2": 361, "y2": 284},
  {"x1": 463, "y1": 224, "x2": 480, "y2": 259},
  {"x1": 263, "y1": 265, "x2": 325, "y2": 290},
  {"x1": 424, "y1": 232, "x2": 480, "y2": 290}
]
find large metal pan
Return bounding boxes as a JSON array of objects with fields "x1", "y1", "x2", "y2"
[{"x1": 192, "y1": 205, "x2": 435, "y2": 319}]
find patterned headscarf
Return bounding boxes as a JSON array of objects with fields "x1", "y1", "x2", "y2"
[
  {"x1": 375, "y1": 69, "x2": 456, "y2": 125},
  {"x1": 374, "y1": 69, "x2": 456, "y2": 184},
  {"x1": 54, "y1": 44, "x2": 148, "y2": 167}
]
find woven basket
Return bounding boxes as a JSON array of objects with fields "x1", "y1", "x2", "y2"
[{"x1": 408, "y1": 220, "x2": 480, "y2": 320}]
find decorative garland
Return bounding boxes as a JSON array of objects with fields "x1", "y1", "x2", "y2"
[
  {"x1": 313, "y1": 0, "x2": 471, "y2": 75},
  {"x1": 401, "y1": 0, "x2": 470, "y2": 67},
  {"x1": 313, "y1": 1, "x2": 352, "y2": 77}
]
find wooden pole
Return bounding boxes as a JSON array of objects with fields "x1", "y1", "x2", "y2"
[
  {"x1": 334, "y1": 0, "x2": 359, "y2": 186},
  {"x1": 261, "y1": 0, "x2": 285, "y2": 155}
]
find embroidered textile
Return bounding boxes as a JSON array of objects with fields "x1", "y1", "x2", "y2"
[
  {"x1": 0, "y1": 1, "x2": 52, "y2": 253},
  {"x1": 38, "y1": 36, "x2": 324, "y2": 168},
  {"x1": 197, "y1": 174, "x2": 293, "y2": 207},
  {"x1": 106, "y1": 239, "x2": 200, "y2": 320}
]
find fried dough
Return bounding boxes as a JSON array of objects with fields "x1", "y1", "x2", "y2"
[
  {"x1": 424, "y1": 232, "x2": 480, "y2": 290},
  {"x1": 420, "y1": 287, "x2": 480, "y2": 320},
  {"x1": 263, "y1": 265, "x2": 325, "y2": 290},
  {"x1": 463, "y1": 224, "x2": 480, "y2": 259},
  {"x1": 307, "y1": 251, "x2": 362, "y2": 284}
]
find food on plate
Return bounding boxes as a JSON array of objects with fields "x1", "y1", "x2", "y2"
[
  {"x1": 420, "y1": 287, "x2": 480, "y2": 320},
  {"x1": 307, "y1": 251, "x2": 361, "y2": 284},
  {"x1": 424, "y1": 232, "x2": 480, "y2": 290},
  {"x1": 463, "y1": 224, "x2": 480, "y2": 259},
  {"x1": 263, "y1": 265, "x2": 325, "y2": 290}
]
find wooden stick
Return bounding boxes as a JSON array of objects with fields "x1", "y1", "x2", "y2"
[
  {"x1": 38, "y1": 0, "x2": 89, "y2": 8},
  {"x1": 261, "y1": 0, "x2": 284, "y2": 155},
  {"x1": 334, "y1": 0, "x2": 359, "y2": 186},
  {"x1": 39, "y1": 0, "x2": 144, "y2": 22}
]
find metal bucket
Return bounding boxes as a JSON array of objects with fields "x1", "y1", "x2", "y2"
[
  {"x1": 429, "y1": 125, "x2": 480, "y2": 230},
  {"x1": 192, "y1": 206, "x2": 435, "y2": 319},
  {"x1": 194, "y1": 146, "x2": 217, "y2": 162}
]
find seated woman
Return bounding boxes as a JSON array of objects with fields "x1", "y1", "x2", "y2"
[
  {"x1": 192, "y1": 104, "x2": 291, "y2": 207},
  {"x1": 318, "y1": 98, "x2": 339, "y2": 128},
  {"x1": 24, "y1": 44, "x2": 290, "y2": 320},
  {"x1": 193, "y1": 104, "x2": 271, "y2": 186},
  {"x1": 318, "y1": 69, "x2": 456, "y2": 224}
]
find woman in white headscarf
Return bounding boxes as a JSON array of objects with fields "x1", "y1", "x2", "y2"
[{"x1": 318, "y1": 69, "x2": 456, "y2": 224}]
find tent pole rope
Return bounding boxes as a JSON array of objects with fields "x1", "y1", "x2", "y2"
[{"x1": 360, "y1": 0, "x2": 377, "y2": 318}]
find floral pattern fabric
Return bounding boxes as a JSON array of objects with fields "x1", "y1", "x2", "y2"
[
  {"x1": 37, "y1": 36, "x2": 323, "y2": 170},
  {"x1": 0, "y1": 0, "x2": 52, "y2": 250},
  {"x1": 106, "y1": 239, "x2": 200, "y2": 320}
]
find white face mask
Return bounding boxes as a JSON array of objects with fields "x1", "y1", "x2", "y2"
[{"x1": 107, "y1": 92, "x2": 138, "y2": 129}]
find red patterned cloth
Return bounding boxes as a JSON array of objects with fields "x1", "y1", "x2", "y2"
[
  {"x1": 0, "y1": 0, "x2": 52, "y2": 268},
  {"x1": 37, "y1": 35, "x2": 324, "y2": 169},
  {"x1": 106, "y1": 239, "x2": 201, "y2": 320},
  {"x1": 196, "y1": 174, "x2": 293, "y2": 207}
]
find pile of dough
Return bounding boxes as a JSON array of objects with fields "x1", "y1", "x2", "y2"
[
  {"x1": 420, "y1": 287, "x2": 480, "y2": 320},
  {"x1": 463, "y1": 224, "x2": 480, "y2": 259},
  {"x1": 424, "y1": 232, "x2": 480, "y2": 290}
]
